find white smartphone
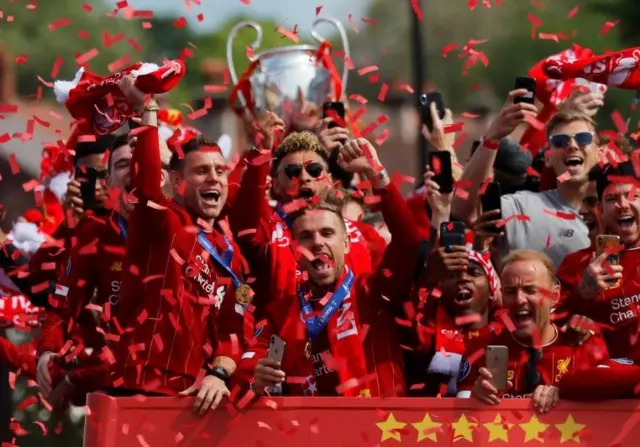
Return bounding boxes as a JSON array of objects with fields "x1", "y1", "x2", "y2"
[{"x1": 268, "y1": 334, "x2": 286, "y2": 363}]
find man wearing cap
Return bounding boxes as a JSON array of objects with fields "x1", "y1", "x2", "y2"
[{"x1": 492, "y1": 138, "x2": 539, "y2": 195}]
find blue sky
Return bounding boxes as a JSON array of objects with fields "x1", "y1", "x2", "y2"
[{"x1": 117, "y1": 0, "x2": 373, "y2": 32}]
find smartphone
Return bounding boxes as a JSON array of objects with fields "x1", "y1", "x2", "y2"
[
  {"x1": 514, "y1": 77, "x2": 536, "y2": 105},
  {"x1": 486, "y1": 345, "x2": 509, "y2": 391},
  {"x1": 322, "y1": 101, "x2": 346, "y2": 129},
  {"x1": 419, "y1": 92, "x2": 446, "y2": 132},
  {"x1": 75, "y1": 167, "x2": 105, "y2": 212},
  {"x1": 596, "y1": 234, "x2": 621, "y2": 266},
  {"x1": 481, "y1": 182, "x2": 503, "y2": 233},
  {"x1": 429, "y1": 151, "x2": 454, "y2": 194},
  {"x1": 440, "y1": 221, "x2": 466, "y2": 247},
  {"x1": 268, "y1": 334, "x2": 286, "y2": 364}
]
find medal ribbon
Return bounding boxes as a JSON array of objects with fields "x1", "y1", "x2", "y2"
[
  {"x1": 115, "y1": 213, "x2": 128, "y2": 241},
  {"x1": 298, "y1": 268, "x2": 355, "y2": 340},
  {"x1": 196, "y1": 232, "x2": 242, "y2": 289},
  {"x1": 275, "y1": 206, "x2": 292, "y2": 228}
]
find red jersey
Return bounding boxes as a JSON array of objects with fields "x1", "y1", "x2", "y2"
[
  {"x1": 233, "y1": 182, "x2": 421, "y2": 397},
  {"x1": 459, "y1": 326, "x2": 608, "y2": 399},
  {"x1": 0, "y1": 336, "x2": 36, "y2": 379},
  {"x1": 115, "y1": 127, "x2": 249, "y2": 395},
  {"x1": 557, "y1": 246, "x2": 640, "y2": 360}
]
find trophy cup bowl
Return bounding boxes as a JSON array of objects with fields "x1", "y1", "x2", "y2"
[{"x1": 226, "y1": 18, "x2": 351, "y2": 123}]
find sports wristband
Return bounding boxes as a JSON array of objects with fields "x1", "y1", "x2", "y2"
[
  {"x1": 207, "y1": 365, "x2": 230, "y2": 383},
  {"x1": 479, "y1": 137, "x2": 499, "y2": 150}
]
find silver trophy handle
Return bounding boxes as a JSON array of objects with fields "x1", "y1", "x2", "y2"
[
  {"x1": 226, "y1": 21, "x2": 263, "y2": 107},
  {"x1": 311, "y1": 17, "x2": 351, "y2": 99}
]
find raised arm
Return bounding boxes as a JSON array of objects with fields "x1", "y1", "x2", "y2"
[{"x1": 450, "y1": 90, "x2": 537, "y2": 223}]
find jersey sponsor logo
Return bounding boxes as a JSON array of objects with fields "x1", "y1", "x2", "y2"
[
  {"x1": 609, "y1": 293, "x2": 640, "y2": 325},
  {"x1": 611, "y1": 358, "x2": 634, "y2": 365},
  {"x1": 108, "y1": 280, "x2": 121, "y2": 305},
  {"x1": 185, "y1": 254, "x2": 226, "y2": 308},
  {"x1": 503, "y1": 393, "x2": 533, "y2": 399}
]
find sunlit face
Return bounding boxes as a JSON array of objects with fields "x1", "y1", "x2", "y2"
[
  {"x1": 546, "y1": 120, "x2": 599, "y2": 184},
  {"x1": 600, "y1": 182, "x2": 640, "y2": 246},
  {"x1": 171, "y1": 149, "x2": 228, "y2": 221},
  {"x1": 500, "y1": 259, "x2": 559, "y2": 342},
  {"x1": 580, "y1": 180, "x2": 600, "y2": 239},
  {"x1": 108, "y1": 144, "x2": 133, "y2": 213},
  {"x1": 440, "y1": 261, "x2": 491, "y2": 324},
  {"x1": 273, "y1": 151, "x2": 331, "y2": 202},
  {"x1": 292, "y1": 209, "x2": 349, "y2": 289}
]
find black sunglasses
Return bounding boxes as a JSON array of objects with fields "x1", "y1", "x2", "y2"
[
  {"x1": 283, "y1": 162, "x2": 325, "y2": 180},
  {"x1": 549, "y1": 132, "x2": 594, "y2": 148}
]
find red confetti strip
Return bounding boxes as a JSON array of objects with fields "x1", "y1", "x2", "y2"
[
  {"x1": 567, "y1": 5, "x2": 579, "y2": 18},
  {"x1": 601, "y1": 20, "x2": 620, "y2": 37},
  {"x1": 76, "y1": 48, "x2": 99, "y2": 65},
  {"x1": 49, "y1": 18, "x2": 71, "y2": 31}
]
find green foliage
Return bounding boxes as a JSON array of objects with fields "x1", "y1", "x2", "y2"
[{"x1": 0, "y1": 0, "x2": 151, "y2": 96}]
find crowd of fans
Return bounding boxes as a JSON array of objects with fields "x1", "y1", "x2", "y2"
[{"x1": 1, "y1": 56, "x2": 640, "y2": 436}]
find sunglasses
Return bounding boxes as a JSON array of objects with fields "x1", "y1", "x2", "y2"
[
  {"x1": 283, "y1": 162, "x2": 325, "y2": 180},
  {"x1": 549, "y1": 132, "x2": 594, "y2": 148}
]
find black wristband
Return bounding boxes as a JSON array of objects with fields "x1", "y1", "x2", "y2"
[{"x1": 207, "y1": 365, "x2": 230, "y2": 383}]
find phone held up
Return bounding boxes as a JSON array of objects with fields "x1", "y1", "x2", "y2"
[
  {"x1": 480, "y1": 181, "x2": 503, "y2": 233},
  {"x1": 74, "y1": 166, "x2": 106, "y2": 212},
  {"x1": 596, "y1": 234, "x2": 622, "y2": 288},
  {"x1": 440, "y1": 221, "x2": 466, "y2": 248},
  {"x1": 486, "y1": 345, "x2": 509, "y2": 391},
  {"x1": 514, "y1": 76, "x2": 536, "y2": 105},
  {"x1": 322, "y1": 101, "x2": 346, "y2": 129},
  {"x1": 268, "y1": 334, "x2": 286, "y2": 364},
  {"x1": 419, "y1": 92, "x2": 446, "y2": 132},
  {"x1": 428, "y1": 151, "x2": 454, "y2": 194}
]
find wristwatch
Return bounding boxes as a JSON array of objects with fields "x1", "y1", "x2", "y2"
[{"x1": 208, "y1": 365, "x2": 230, "y2": 383}]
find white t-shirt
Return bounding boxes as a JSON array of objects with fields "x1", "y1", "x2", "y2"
[{"x1": 500, "y1": 189, "x2": 590, "y2": 270}]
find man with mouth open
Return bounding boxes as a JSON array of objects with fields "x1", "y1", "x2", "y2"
[
  {"x1": 232, "y1": 139, "x2": 421, "y2": 397},
  {"x1": 452, "y1": 91, "x2": 603, "y2": 270},
  {"x1": 111, "y1": 77, "x2": 249, "y2": 415},
  {"x1": 558, "y1": 161, "x2": 640, "y2": 363},
  {"x1": 461, "y1": 249, "x2": 609, "y2": 413}
]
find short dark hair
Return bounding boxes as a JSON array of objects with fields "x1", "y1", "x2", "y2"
[
  {"x1": 289, "y1": 189, "x2": 346, "y2": 230},
  {"x1": 169, "y1": 136, "x2": 220, "y2": 171},
  {"x1": 272, "y1": 131, "x2": 329, "y2": 176},
  {"x1": 597, "y1": 161, "x2": 637, "y2": 200},
  {"x1": 74, "y1": 134, "x2": 116, "y2": 165},
  {"x1": 107, "y1": 133, "x2": 130, "y2": 174}
]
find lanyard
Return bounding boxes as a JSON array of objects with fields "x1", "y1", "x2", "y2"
[
  {"x1": 196, "y1": 232, "x2": 242, "y2": 289},
  {"x1": 298, "y1": 268, "x2": 355, "y2": 340},
  {"x1": 115, "y1": 214, "x2": 128, "y2": 241},
  {"x1": 275, "y1": 207, "x2": 292, "y2": 228}
]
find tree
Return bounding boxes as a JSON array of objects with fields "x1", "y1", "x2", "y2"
[{"x1": 0, "y1": 0, "x2": 152, "y2": 97}]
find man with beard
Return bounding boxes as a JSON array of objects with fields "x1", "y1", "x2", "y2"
[
  {"x1": 234, "y1": 139, "x2": 420, "y2": 397},
  {"x1": 452, "y1": 91, "x2": 602, "y2": 269},
  {"x1": 463, "y1": 250, "x2": 609, "y2": 414},
  {"x1": 558, "y1": 161, "x2": 640, "y2": 362},
  {"x1": 113, "y1": 76, "x2": 249, "y2": 415},
  {"x1": 408, "y1": 247, "x2": 501, "y2": 396}
]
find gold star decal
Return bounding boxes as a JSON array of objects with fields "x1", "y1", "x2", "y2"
[
  {"x1": 412, "y1": 413, "x2": 442, "y2": 442},
  {"x1": 451, "y1": 414, "x2": 477, "y2": 442},
  {"x1": 555, "y1": 415, "x2": 585, "y2": 443},
  {"x1": 376, "y1": 412, "x2": 407, "y2": 442},
  {"x1": 519, "y1": 414, "x2": 549, "y2": 443},
  {"x1": 484, "y1": 414, "x2": 513, "y2": 442}
]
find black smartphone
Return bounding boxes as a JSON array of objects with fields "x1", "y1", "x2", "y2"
[
  {"x1": 481, "y1": 181, "x2": 503, "y2": 233},
  {"x1": 428, "y1": 151, "x2": 454, "y2": 194},
  {"x1": 323, "y1": 101, "x2": 346, "y2": 129},
  {"x1": 75, "y1": 166, "x2": 105, "y2": 212},
  {"x1": 514, "y1": 77, "x2": 536, "y2": 105},
  {"x1": 128, "y1": 119, "x2": 140, "y2": 131},
  {"x1": 419, "y1": 92, "x2": 446, "y2": 132},
  {"x1": 440, "y1": 221, "x2": 466, "y2": 247}
]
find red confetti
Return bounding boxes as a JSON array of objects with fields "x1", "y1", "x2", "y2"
[
  {"x1": 601, "y1": 20, "x2": 620, "y2": 37},
  {"x1": 49, "y1": 18, "x2": 71, "y2": 31},
  {"x1": 76, "y1": 48, "x2": 99, "y2": 65},
  {"x1": 567, "y1": 5, "x2": 579, "y2": 18},
  {"x1": 611, "y1": 110, "x2": 628, "y2": 134}
]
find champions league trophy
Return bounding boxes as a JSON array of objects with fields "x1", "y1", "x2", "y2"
[{"x1": 226, "y1": 17, "x2": 351, "y2": 122}]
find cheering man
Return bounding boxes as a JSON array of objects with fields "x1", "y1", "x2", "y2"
[
  {"x1": 114, "y1": 77, "x2": 249, "y2": 415},
  {"x1": 238, "y1": 139, "x2": 421, "y2": 397}
]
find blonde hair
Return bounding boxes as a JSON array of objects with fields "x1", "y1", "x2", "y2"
[
  {"x1": 547, "y1": 110, "x2": 596, "y2": 138},
  {"x1": 272, "y1": 131, "x2": 329, "y2": 174},
  {"x1": 501, "y1": 249, "x2": 555, "y2": 283}
]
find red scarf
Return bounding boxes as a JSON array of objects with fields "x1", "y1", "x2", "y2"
[
  {"x1": 53, "y1": 60, "x2": 185, "y2": 135},
  {"x1": 275, "y1": 269, "x2": 369, "y2": 397},
  {"x1": 544, "y1": 46, "x2": 640, "y2": 90}
]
